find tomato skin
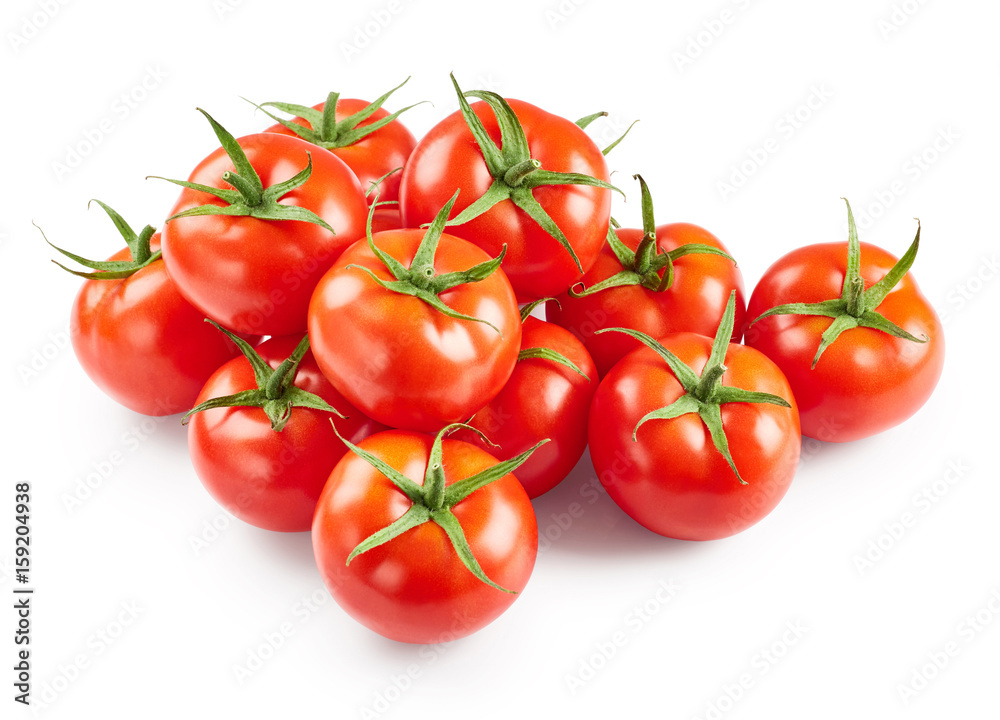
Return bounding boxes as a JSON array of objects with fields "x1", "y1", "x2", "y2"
[
  {"x1": 547, "y1": 223, "x2": 745, "y2": 378},
  {"x1": 187, "y1": 336, "x2": 385, "y2": 533},
  {"x1": 161, "y1": 132, "x2": 369, "y2": 336},
  {"x1": 267, "y1": 97, "x2": 417, "y2": 202},
  {"x1": 307, "y1": 230, "x2": 522, "y2": 432},
  {"x1": 453, "y1": 316, "x2": 597, "y2": 498},
  {"x1": 70, "y1": 236, "x2": 239, "y2": 416},
  {"x1": 398, "y1": 99, "x2": 612, "y2": 301},
  {"x1": 589, "y1": 334, "x2": 801, "y2": 540},
  {"x1": 745, "y1": 241, "x2": 944, "y2": 442},
  {"x1": 312, "y1": 431, "x2": 537, "y2": 643}
]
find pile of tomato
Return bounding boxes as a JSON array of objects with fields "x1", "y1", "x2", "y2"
[{"x1": 49, "y1": 76, "x2": 945, "y2": 644}]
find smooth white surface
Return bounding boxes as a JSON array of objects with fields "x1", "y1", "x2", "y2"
[{"x1": 2, "y1": 1, "x2": 998, "y2": 718}]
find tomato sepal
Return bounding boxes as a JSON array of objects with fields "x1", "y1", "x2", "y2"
[
  {"x1": 249, "y1": 77, "x2": 424, "y2": 150},
  {"x1": 42, "y1": 201, "x2": 161, "y2": 280},
  {"x1": 442, "y1": 75, "x2": 622, "y2": 273},
  {"x1": 569, "y1": 175, "x2": 736, "y2": 297},
  {"x1": 598, "y1": 292, "x2": 791, "y2": 484},
  {"x1": 748, "y1": 199, "x2": 928, "y2": 367},
  {"x1": 184, "y1": 323, "x2": 344, "y2": 432},
  {"x1": 152, "y1": 109, "x2": 334, "y2": 233},
  {"x1": 334, "y1": 422, "x2": 546, "y2": 593},
  {"x1": 346, "y1": 191, "x2": 509, "y2": 334}
]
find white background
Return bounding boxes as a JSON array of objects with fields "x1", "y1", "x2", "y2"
[{"x1": 3, "y1": 0, "x2": 998, "y2": 718}]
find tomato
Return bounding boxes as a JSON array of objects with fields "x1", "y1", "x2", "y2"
[
  {"x1": 308, "y1": 196, "x2": 522, "y2": 432},
  {"x1": 547, "y1": 175, "x2": 744, "y2": 378},
  {"x1": 187, "y1": 333, "x2": 385, "y2": 532},
  {"x1": 262, "y1": 80, "x2": 419, "y2": 203},
  {"x1": 589, "y1": 293, "x2": 801, "y2": 540},
  {"x1": 453, "y1": 305, "x2": 597, "y2": 498},
  {"x1": 48, "y1": 201, "x2": 239, "y2": 416},
  {"x1": 160, "y1": 110, "x2": 369, "y2": 336},
  {"x1": 399, "y1": 75, "x2": 614, "y2": 301},
  {"x1": 745, "y1": 200, "x2": 944, "y2": 442},
  {"x1": 312, "y1": 425, "x2": 539, "y2": 643}
]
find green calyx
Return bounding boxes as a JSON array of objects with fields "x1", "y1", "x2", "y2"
[
  {"x1": 336, "y1": 422, "x2": 547, "y2": 593},
  {"x1": 748, "y1": 198, "x2": 927, "y2": 368},
  {"x1": 443, "y1": 73, "x2": 622, "y2": 273},
  {"x1": 569, "y1": 175, "x2": 735, "y2": 298},
  {"x1": 347, "y1": 190, "x2": 508, "y2": 334},
  {"x1": 184, "y1": 325, "x2": 344, "y2": 432},
  {"x1": 151, "y1": 109, "x2": 334, "y2": 233},
  {"x1": 575, "y1": 111, "x2": 640, "y2": 156},
  {"x1": 515, "y1": 298, "x2": 589, "y2": 380},
  {"x1": 597, "y1": 292, "x2": 791, "y2": 485},
  {"x1": 247, "y1": 77, "x2": 425, "y2": 150},
  {"x1": 42, "y1": 200, "x2": 161, "y2": 280}
]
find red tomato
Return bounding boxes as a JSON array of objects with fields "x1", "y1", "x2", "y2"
[
  {"x1": 589, "y1": 296, "x2": 800, "y2": 540},
  {"x1": 745, "y1": 212, "x2": 944, "y2": 442},
  {"x1": 454, "y1": 314, "x2": 597, "y2": 498},
  {"x1": 399, "y1": 82, "x2": 612, "y2": 301},
  {"x1": 308, "y1": 221, "x2": 521, "y2": 432},
  {"x1": 52, "y1": 203, "x2": 239, "y2": 416},
  {"x1": 187, "y1": 335, "x2": 385, "y2": 532},
  {"x1": 548, "y1": 221, "x2": 745, "y2": 378},
  {"x1": 161, "y1": 115, "x2": 369, "y2": 336},
  {"x1": 266, "y1": 95, "x2": 417, "y2": 202},
  {"x1": 312, "y1": 429, "x2": 537, "y2": 643}
]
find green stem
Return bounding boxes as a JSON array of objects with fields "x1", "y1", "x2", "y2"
[
  {"x1": 223, "y1": 171, "x2": 262, "y2": 206},
  {"x1": 503, "y1": 159, "x2": 541, "y2": 187}
]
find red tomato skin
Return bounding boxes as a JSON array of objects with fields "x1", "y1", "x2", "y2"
[
  {"x1": 547, "y1": 223, "x2": 745, "y2": 378},
  {"x1": 745, "y1": 242, "x2": 944, "y2": 442},
  {"x1": 312, "y1": 431, "x2": 537, "y2": 643},
  {"x1": 589, "y1": 334, "x2": 801, "y2": 541},
  {"x1": 307, "y1": 230, "x2": 522, "y2": 432},
  {"x1": 453, "y1": 316, "x2": 598, "y2": 498},
  {"x1": 70, "y1": 236, "x2": 239, "y2": 416},
  {"x1": 398, "y1": 99, "x2": 612, "y2": 301},
  {"x1": 267, "y1": 97, "x2": 417, "y2": 202},
  {"x1": 187, "y1": 336, "x2": 386, "y2": 532},
  {"x1": 161, "y1": 132, "x2": 369, "y2": 336}
]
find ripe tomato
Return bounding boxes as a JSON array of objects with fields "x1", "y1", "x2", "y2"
[
  {"x1": 49, "y1": 201, "x2": 239, "y2": 416},
  {"x1": 312, "y1": 425, "x2": 539, "y2": 643},
  {"x1": 745, "y1": 200, "x2": 944, "y2": 442},
  {"x1": 308, "y1": 197, "x2": 521, "y2": 432},
  {"x1": 399, "y1": 76, "x2": 614, "y2": 301},
  {"x1": 589, "y1": 294, "x2": 801, "y2": 540},
  {"x1": 262, "y1": 80, "x2": 420, "y2": 202},
  {"x1": 548, "y1": 176, "x2": 743, "y2": 377},
  {"x1": 187, "y1": 334, "x2": 385, "y2": 532},
  {"x1": 454, "y1": 305, "x2": 597, "y2": 498},
  {"x1": 160, "y1": 110, "x2": 369, "y2": 336}
]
